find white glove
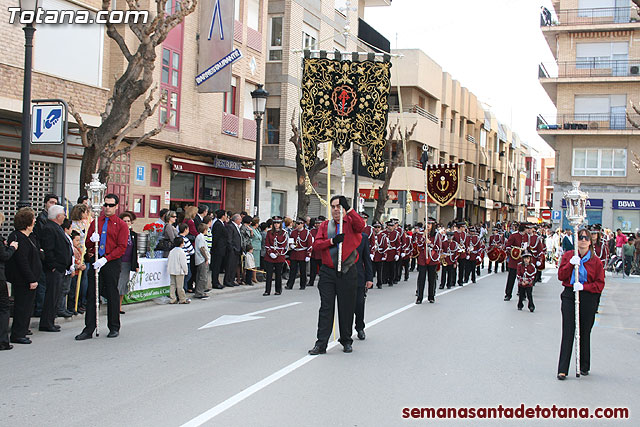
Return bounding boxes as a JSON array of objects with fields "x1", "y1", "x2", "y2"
[
  {"x1": 305, "y1": 257, "x2": 310, "y2": 262},
  {"x1": 401, "y1": 253, "x2": 406, "y2": 258},
  {"x1": 536, "y1": 261, "x2": 541, "y2": 267},
  {"x1": 394, "y1": 255, "x2": 399, "y2": 261},
  {"x1": 570, "y1": 255, "x2": 581, "y2": 266},
  {"x1": 370, "y1": 254, "x2": 374, "y2": 261},
  {"x1": 90, "y1": 232, "x2": 101, "y2": 243},
  {"x1": 269, "y1": 252, "x2": 277, "y2": 259},
  {"x1": 573, "y1": 282, "x2": 584, "y2": 292},
  {"x1": 466, "y1": 255, "x2": 470, "y2": 260},
  {"x1": 94, "y1": 257, "x2": 107, "y2": 271}
]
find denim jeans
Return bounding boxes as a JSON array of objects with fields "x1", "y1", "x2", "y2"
[{"x1": 57, "y1": 274, "x2": 72, "y2": 314}]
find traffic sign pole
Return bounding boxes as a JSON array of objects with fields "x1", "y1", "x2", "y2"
[{"x1": 32, "y1": 99, "x2": 68, "y2": 206}]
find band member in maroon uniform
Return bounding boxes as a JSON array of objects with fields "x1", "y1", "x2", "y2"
[
  {"x1": 382, "y1": 220, "x2": 400, "y2": 286},
  {"x1": 527, "y1": 224, "x2": 545, "y2": 283},
  {"x1": 308, "y1": 217, "x2": 323, "y2": 287},
  {"x1": 416, "y1": 218, "x2": 442, "y2": 304},
  {"x1": 399, "y1": 226, "x2": 412, "y2": 282},
  {"x1": 504, "y1": 222, "x2": 527, "y2": 301},
  {"x1": 361, "y1": 212, "x2": 373, "y2": 240},
  {"x1": 488, "y1": 226, "x2": 505, "y2": 273},
  {"x1": 454, "y1": 222, "x2": 469, "y2": 286},
  {"x1": 465, "y1": 227, "x2": 481, "y2": 284},
  {"x1": 557, "y1": 227, "x2": 605, "y2": 380},
  {"x1": 439, "y1": 231, "x2": 458, "y2": 289},
  {"x1": 591, "y1": 228, "x2": 609, "y2": 268},
  {"x1": 264, "y1": 217, "x2": 288, "y2": 296},
  {"x1": 308, "y1": 196, "x2": 365, "y2": 355},
  {"x1": 516, "y1": 250, "x2": 536, "y2": 312},
  {"x1": 370, "y1": 222, "x2": 387, "y2": 289},
  {"x1": 286, "y1": 218, "x2": 313, "y2": 290}
]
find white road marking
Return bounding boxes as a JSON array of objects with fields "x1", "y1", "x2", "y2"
[
  {"x1": 182, "y1": 274, "x2": 493, "y2": 426},
  {"x1": 198, "y1": 302, "x2": 302, "y2": 330}
]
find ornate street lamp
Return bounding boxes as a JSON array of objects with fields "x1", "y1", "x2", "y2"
[
  {"x1": 85, "y1": 174, "x2": 106, "y2": 336},
  {"x1": 251, "y1": 84, "x2": 269, "y2": 217},
  {"x1": 17, "y1": 0, "x2": 40, "y2": 209},
  {"x1": 563, "y1": 180, "x2": 588, "y2": 378}
]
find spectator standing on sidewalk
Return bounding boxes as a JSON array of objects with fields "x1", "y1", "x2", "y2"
[
  {"x1": 6, "y1": 208, "x2": 42, "y2": 345},
  {"x1": 70, "y1": 203, "x2": 91, "y2": 313},
  {"x1": 178, "y1": 223, "x2": 195, "y2": 293},
  {"x1": 117, "y1": 211, "x2": 139, "y2": 314},
  {"x1": 623, "y1": 237, "x2": 635, "y2": 276},
  {"x1": 39, "y1": 205, "x2": 73, "y2": 332},
  {"x1": 0, "y1": 212, "x2": 18, "y2": 350},
  {"x1": 167, "y1": 237, "x2": 190, "y2": 304},
  {"x1": 615, "y1": 229, "x2": 628, "y2": 257},
  {"x1": 33, "y1": 194, "x2": 59, "y2": 317},
  {"x1": 193, "y1": 223, "x2": 211, "y2": 299}
]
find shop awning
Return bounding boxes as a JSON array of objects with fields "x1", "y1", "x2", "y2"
[{"x1": 171, "y1": 157, "x2": 255, "y2": 180}]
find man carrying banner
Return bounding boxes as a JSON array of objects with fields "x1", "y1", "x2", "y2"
[
  {"x1": 308, "y1": 196, "x2": 365, "y2": 355},
  {"x1": 416, "y1": 218, "x2": 442, "y2": 303}
]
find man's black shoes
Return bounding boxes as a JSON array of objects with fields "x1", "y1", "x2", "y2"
[
  {"x1": 308, "y1": 345, "x2": 326, "y2": 355},
  {"x1": 357, "y1": 330, "x2": 366, "y2": 340},
  {"x1": 75, "y1": 332, "x2": 92, "y2": 341},
  {"x1": 342, "y1": 343, "x2": 353, "y2": 353},
  {"x1": 107, "y1": 331, "x2": 119, "y2": 338}
]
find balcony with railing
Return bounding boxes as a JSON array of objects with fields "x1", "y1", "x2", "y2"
[
  {"x1": 388, "y1": 104, "x2": 440, "y2": 144},
  {"x1": 537, "y1": 113, "x2": 638, "y2": 131},
  {"x1": 541, "y1": 7, "x2": 639, "y2": 27},
  {"x1": 539, "y1": 59, "x2": 640, "y2": 79}
]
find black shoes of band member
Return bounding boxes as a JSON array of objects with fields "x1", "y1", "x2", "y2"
[
  {"x1": 213, "y1": 285, "x2": 224, "y2": 290},
  {"x1": 415, "y1": 298, "x2": 422, "y2": 304},
  {"x1": 263, "y1": 292, "x2": 270, "y2": 296},
  {"x1": 504, "y1": 296, "x2": 511, "y2": 301},
  {"x1": 428, "y1": 299, "x2": 435, "y2": 303},
  {"x1": 439, "y1": 286, "x2": 444, "y2": 289},
  {"x1": 274, "y1": 292, "x2": 281, "y2": 295},
  {"x1": 580, "y1": 370, "x2": 589, "y2": 376},
  {"x1": 10, "y1": 337, "x2": 31, "y2": 344},
  {"x1": 529, "y1": 306, "x2": 535, "y2": 313},
  {"x1": 377, "y1": 285, "x2": 382, "y2": 289},
  {"x1": 557, "y1": 373, "x2": 567, "y2": 381},
  {"x1": 26, "y1": 329, "x2": 33, "y2": 335},
  {"x1": 285, "y1": 285, "x2": 293, "y2": 290},
  {"x1": 308, "y1": 345, "x2": 326, "y2": 355},
  {"x1": 342, "y1": 343, "x2": 353, "y2": 353},
  {"x1": 517, "y1": 306, "x2": 523, "y2": 311},
  {"x1": 57, "y1": 311, "x2": 73, "y2": 318},
  {"x1": 107, "y1": 331, "x2": 119, "y2": 338},
  {"x1": 74, "y1": 332, "x2": 92, "y2": 341},
  {"x1": 0, "y1": 342, "x2": 13, "y2": 350},
  {"x1": 39, "y1": 326, "x2": 61, "y2": 332},
  {"x1": 357, "y1": 330, "x2": 366, "y2": 340},
  {"x1": 195, "y1": 295, "x2": 209, "y2": 299}
]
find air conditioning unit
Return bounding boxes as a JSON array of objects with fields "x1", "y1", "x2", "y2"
[{"x1": 630, "y1": 66, "x2": 639, "y2": 75}]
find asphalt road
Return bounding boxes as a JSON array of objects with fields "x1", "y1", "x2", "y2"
[{"x1": 1, "y1": 266, "x2": 638, "y2": 426}]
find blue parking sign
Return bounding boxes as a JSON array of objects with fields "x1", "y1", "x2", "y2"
[
  {"x1": 136, "y1": 165, "x2": 145, "y2": 182},
  {"x1": 552, "y1": 210, "x2": 561, "y2": 221}
]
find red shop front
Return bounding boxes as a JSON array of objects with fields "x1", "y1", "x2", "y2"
[{"x1": 169, "y1": 158, "x2": 254, "y2": 216}]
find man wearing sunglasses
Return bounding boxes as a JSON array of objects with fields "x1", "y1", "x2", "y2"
[{"x1": 75, "y1": 194, "x2": 129, "y2": 340}]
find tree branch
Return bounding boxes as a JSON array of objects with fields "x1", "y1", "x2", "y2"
[
  {"x1": 102, "y1": 0, "x2": 133, "y2": 61},
  {"x1": 111, "y1": 86, "x2": 162, "y2": 149},
  {"x1": 68, "y1": 101, "x2": 90, "y2": 147}
]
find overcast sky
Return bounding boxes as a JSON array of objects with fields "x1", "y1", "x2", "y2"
[{"x1": 365, "y1": 0, "x2": 557, "y2": 156}]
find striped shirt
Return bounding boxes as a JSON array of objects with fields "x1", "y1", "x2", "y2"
[
  {"x1": 182, "y1": 235, "x2": 195, "y2": 262},
  {"x1": 204, "y1": 229, "x2": 213, "y2": 252}
]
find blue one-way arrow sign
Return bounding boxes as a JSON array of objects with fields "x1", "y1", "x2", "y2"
[{"x1": 31, "y1": 104, "x2": 64, "y2": 144}]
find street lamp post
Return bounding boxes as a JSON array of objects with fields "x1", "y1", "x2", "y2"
[
  {"x1": 18, "y1": 0, "x2": 39, "y2": 209},
  {"x1": 251, "y1": 84, "x2": 269, "y2": 217}
]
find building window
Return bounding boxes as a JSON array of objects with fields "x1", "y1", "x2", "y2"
[
  {"x1": 224, "y1": 76, "x2": 238, "y2": 115},
  {"x1": 535, "y1": 192, "x2": 540, "y2": 202},
  {"x1": 534, "y1": 172, "x2": 540, "y2": 181},
  {"x1": 266, "y1": 108, "x2": 280, "y2": 144},
  {"x1": 160, "y1": 47, "x2": 181, "y2": 129},
  {"x1": 480, "y1": 129, "x2": 487, "y2": 148},
  {"x1": 247, "y1": 0, "x2": 260, "y2": 31},
  {"x1": 302, "y1": 23, "x2": 318, "y2": 50},
  {"x1": 268, "y1": 16, "x2": 283, "y2": 61},
  {"x1": 235, "y1": 0, "x2": 241, "y2": 21},
  {"x1": 150, "y1": 164, "x2": 162, "y2": 187},
  {"x1": 271, "y1": 190, "x2": 285, "y2": 217},
  {"x1": 244, "y1": 81, "x2": 257, "y2": 120},
  {"x1": 572, "y1": 148, "x2": 626, "y2": 177},
  {"x1": 149, "y1": 195, "x2": 161, "y2": 218},
  {"x1": 133, "y1": 194, "x2": 145, "y2": 217}
]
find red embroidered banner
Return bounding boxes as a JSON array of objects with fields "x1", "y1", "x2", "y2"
[{"x1": 426, "y1": 164, "x2": 460, "y2": 207}]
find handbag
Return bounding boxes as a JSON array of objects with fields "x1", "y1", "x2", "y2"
[{"x1": 155, "y1": 238, "x2": 172, "y2": 252}]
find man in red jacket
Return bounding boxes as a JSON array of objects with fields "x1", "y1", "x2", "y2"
[
  {"x1": 75, "y1": 194, "x2": 129, "y2": 340},
  {"x1": 308, "y1": 195, "x2": 365, "y2": 355}
]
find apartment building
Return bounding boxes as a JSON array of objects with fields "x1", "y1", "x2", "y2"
[
  {"x1": 538, "y1": 0, "x2": 640, "y2": 232},
  {"x1": 540, "y1": 156, "x2": 555, "y2": 217},
  {"x1": 355, "y1": 48, "x2": 528, "y2": 225},
  {"x1": 1, "y1": 0, "x2": 268, "y2": 231}
]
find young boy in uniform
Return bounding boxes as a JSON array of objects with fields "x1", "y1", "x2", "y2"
[{"x1": 517, "y1": 250, "x2": 536, "y2": 312}]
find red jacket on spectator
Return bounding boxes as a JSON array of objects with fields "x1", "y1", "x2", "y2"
[
  {"x1": 310, "y1": 227, "x2": 322, "y2": 260},
  {"x1": 313, "y1": 209, "x2": 365, "y2": 269},
  {"x1": 557, "y1": 250, "x2": 605, "y2": 294}
]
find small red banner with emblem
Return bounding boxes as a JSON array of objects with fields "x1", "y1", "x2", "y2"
[{"x1": 426, "y1": 164, "x2": 460, "y2": 207}]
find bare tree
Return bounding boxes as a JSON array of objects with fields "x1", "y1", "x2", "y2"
[
  {"x1": 372, "y1": 120, "x2": 417, "y2": 223},
  {"x1": 626, "y1": 101, "x2": 640, "y2": 173},
  {"x1": 69, "y1": 0, "x2": 197, "y2": 192},
  {"x1": 290, "y1": 111, "x2": 340, "y2": 218}
]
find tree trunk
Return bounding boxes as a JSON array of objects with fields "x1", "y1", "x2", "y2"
[{"x1": 79, "y1": 145, "x2": 100, "y2": 197}]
